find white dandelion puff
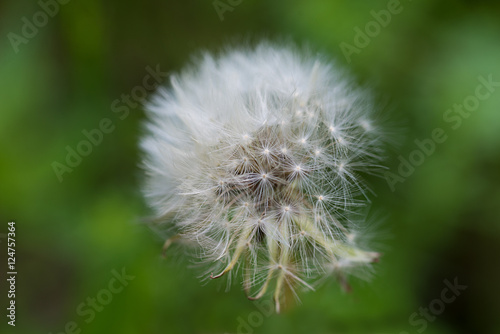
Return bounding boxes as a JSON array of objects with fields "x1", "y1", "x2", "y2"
[{"x1": 140, "y1": 42, "x2": 387, "y2": 312}]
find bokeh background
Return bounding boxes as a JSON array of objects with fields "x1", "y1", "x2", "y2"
[{"x1": 1, "y1": 0, "x2": 500, "y2": 333}]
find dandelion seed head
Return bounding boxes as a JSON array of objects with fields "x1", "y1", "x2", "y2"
[{"x1": 140, "y1": 42, "x2": 387, "y2": 312}]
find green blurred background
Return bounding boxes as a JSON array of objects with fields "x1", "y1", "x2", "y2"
[{"x1": 1, "y1": 0, "x2": 500, "y2": 333}]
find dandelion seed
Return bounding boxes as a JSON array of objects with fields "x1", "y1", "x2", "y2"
[{"x1": 360, "y1": 120, "x2": 372, "y2": 131}]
